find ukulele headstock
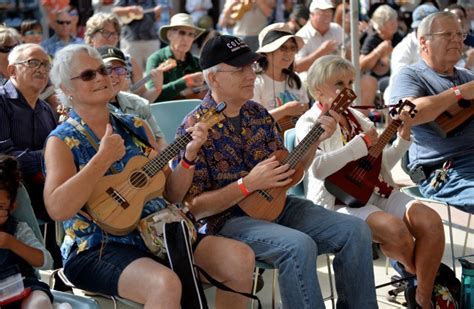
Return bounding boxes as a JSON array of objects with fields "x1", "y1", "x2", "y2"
[
  {"x1": 389, "y1": 100, "x2": 417, "y2": 119},
  {"x1": 330, "y1": 87, "x2": 357, "y2": 114},
  {"x1": 194, "y1": 102, "x2": 227, "y2": 127}
]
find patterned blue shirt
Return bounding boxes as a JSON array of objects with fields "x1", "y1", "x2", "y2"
[
  {"x1": 171, "y1": 92, "x2": 283, "y2": 233},
  {"x1": 41, "y1": 34, "x2": 84, "y2": 57},
  {"x1": 47, "y1": 110, "x2": 167, "y2": 260}
]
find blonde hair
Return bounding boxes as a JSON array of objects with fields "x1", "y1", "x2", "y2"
[
  {"x1": 371, "y1": 5, "x2": 398, "y2": 32},
  {"x1": 0, "y1": 26, "x2": 21, "y2": 46},
  {"x1": 306, "y1": 55, "x2": 355, "y2": 99},
  {"x1": 84, "y1": 13, "x2": 121, "y2": 45}
]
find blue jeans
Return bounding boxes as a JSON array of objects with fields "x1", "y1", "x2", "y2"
[
  {"x1": 218, "y1": 196, "x2": 377, "y2": 309},
  {"x1": 419, "y1": 155, "x2": 474, "y2": 213}
]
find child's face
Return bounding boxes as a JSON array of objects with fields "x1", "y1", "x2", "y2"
[{"x1": 0, "y1": 190, "x2": 11, "y2": 225}]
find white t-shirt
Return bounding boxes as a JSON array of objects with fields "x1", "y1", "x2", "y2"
[{"x1": 253, "y1": 73, "x2": 309, "y2": 110}]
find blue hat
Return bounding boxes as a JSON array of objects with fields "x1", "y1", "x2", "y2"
[{"x1": 411, "y1": 4, "x2": 438, "y2": 28}]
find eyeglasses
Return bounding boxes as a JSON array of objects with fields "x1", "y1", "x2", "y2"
[
  {"x1": 110, "y1": 66, "x2": 128, "y2": 76},
  {"x1": 216, "y1": 62, "x2": 259, "y2": 74},
  {"x1": 427, "y1": 31, "x2": 467, "y2": 41},
  {"x1": 279, "y1": 45, "x2": 298, "y2": 53},
  {"x1": 70, "y1": 65, "x2": 112, "y2": 81},
  {"x1": 24, "y1": 30, "x2": 43, "y2": 36},
  {"x1": 98, "y1": 29, "x2": 120, "y2": 39},
  {"x1": 56, "y1": 20, "x2": 72, "y2": 25},
  {"x1": 0, "y1": 44, "x2": 18, "y2": 53},
  {"x1": 14, "y1": 59, "x2": 52, "y2": 71},
  {"x1": 172, "y1": 29, "x2": 196, "y2": 38}
]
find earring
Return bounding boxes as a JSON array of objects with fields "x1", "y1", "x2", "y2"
[{"x1": 68, "y1": 95, "x2": 73, "y2": 102}]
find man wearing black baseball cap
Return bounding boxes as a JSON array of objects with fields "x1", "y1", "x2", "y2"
[{"x1": 172, "y1": 35, "x2": 378, "y2": 308}]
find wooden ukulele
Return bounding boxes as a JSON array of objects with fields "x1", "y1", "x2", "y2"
[
  {"x1": 431, "y1": 99, "x2": 474, "y2": 138},
  {"x1": 324, "y1": 100, "x2": 417, "y2": 208},
  {"x1": 276, "y1": 115, "x2": 299, "y2": 136},
  {"x1": 130, "y1": 59, "x2": 177, "y2": 94},
  {"x1": 238, "y1": 88, "x2": 357, "y2": 221},
  {"x1": 230, "y1": 0, "x2": 253, "y2": 20},
  {"x1": 119, "y1": 7, "x2": 156, "y2": 24},
  {"x1": 86, "y1": 102, "x2": 226, "y2": 236},
  {"x1": 276, "y1": 103, "x2": 310, "y2": 137}
]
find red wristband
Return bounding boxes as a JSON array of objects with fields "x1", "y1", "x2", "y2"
[
  {"x1": 237, "y1": 178, "x2": 251, "y2": 197},
  {"x1": 452, "y1": 86, "x2": 463, "y2": 101},
  {"x1": 181, "y1": 158, "x2": 194, "y2": 169},
  {"x1": 361, "y1": 134, "x2": 372, "y2": 148}
]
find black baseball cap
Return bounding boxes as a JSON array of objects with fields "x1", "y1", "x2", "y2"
[
  {"x1": 97, "y1": 46, "x2": 126, "y2": 65},
  {"x1": 199, "y1": 35, "x2": 263, "y2": 70}
]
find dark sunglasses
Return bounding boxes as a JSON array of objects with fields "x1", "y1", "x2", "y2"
[
  {"x1": 56, "y1": 20, "x2": 72, "y2": 25},
  {"x1": 70, "y1": 65, "x2": 112, "y2": 81},
  {"x1": 0, "y1": 45, "x2": 18, "y2": 53}
]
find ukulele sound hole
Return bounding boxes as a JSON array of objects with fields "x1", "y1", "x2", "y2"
[{"x1": 129, "y1": 171, "x2": 148, "y2": 188}]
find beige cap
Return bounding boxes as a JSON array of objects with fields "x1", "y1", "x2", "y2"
[{"x1": 256, "y1": 23, "x2": 304, "y2": 54}]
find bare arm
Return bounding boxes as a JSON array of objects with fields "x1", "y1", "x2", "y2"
[
  {"x1": 408, "y1": 80, "x2": 474, "y2": 125},
  {"x1": 0, "y1": 232, "x2": 44, "y2": 267},
  {"x1": 360, "y1": 40, "x2": 392, "y2": 71},
  {"x1": 256, "y1": 0, "x2": 275, "y2": 18},
  {"x1": 43, "y1": 125, "x2": 126, "y2": 221},
  {"x1": 269, "y1": 101, "x2": 308, "y2": 121},
  {"x1": 295, "y1": 40, "x2": 338, "y2": 72},
  {"x1": 112, "y1": 6, "x2": 141, "y2": 16}
]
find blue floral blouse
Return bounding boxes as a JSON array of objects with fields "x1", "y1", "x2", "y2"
[{"x1": 47, "y1": 110, "x2": 168, "y2": 260}]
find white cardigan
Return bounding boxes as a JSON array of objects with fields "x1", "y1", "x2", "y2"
[{"x1": 294, "y1": 105, "x2": 412, "y2": 209}]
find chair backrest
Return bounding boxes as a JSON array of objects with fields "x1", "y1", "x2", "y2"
[
  {"x1": 283, "y1": 128, "x2": 305, "y2": 197},
  {"x1": 11, "y1": 184, "x2": 43, "y2": 243},
  {"x1": 150, "y1": 99, "x2": 202, "y2": 144}
]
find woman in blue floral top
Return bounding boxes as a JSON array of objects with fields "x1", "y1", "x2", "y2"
[{"x1": 43, "y1": 44, "x2": 255, "y2": 308}]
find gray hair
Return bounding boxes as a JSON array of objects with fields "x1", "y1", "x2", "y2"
[
  {"x1": 371, "y1": 5, "x2": 398, "y2": 32},
  {"x1": 7, "y1": 43, "x2": 46, "y2": 64},
  {"x1": 202, "y1": 64, "x2": 220, "y2": 89},
  {"x1": 84, "y1": 13, "x2": 121, "y2": 45},
  {"x1": 306, "y1": 55, "x2": 355, "y2": 99},
  {"x1": 50, "y1": 44, "x2": 103, "y2": 107},
  {"x1": 417, "y1": 11, "x2": 457, "y2": 40}
]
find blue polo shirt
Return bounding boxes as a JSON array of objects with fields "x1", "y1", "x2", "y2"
[{"x1": 390, "y1": 60, "x2": 474, "y2": 169}]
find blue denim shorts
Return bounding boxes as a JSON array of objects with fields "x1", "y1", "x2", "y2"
[{"x1": 64, "y1": 242, "x2": 167, "y2": 296}]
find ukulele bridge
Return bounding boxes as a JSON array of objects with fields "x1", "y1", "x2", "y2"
[{"x1": 106, "y1": 187, "x2": 130, "y2": 209}]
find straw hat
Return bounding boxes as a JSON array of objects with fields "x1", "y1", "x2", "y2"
[
  {"x1": 256, "y1": 23, "x2": 304, "y2": 54},
  {"x1": 159, "y1": 13, "x2": 205, "y2": 43}
]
